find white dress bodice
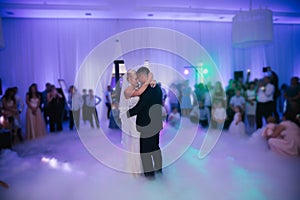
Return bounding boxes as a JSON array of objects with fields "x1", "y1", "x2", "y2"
[
  {"x1": 30, "y1": 98, "x2": 39, "y2": 108},
  {"x1": 127, "y1": 96, "x2": 139, "y2": 109},
  {"x1": 120, "y1": 96, "x2": 140, "y2": 137}
]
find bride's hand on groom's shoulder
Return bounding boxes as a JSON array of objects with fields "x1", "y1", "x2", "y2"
[
  {"x1": 146, "y1": 72, "x2": 156, "y2": 87},
  {"x1": 150, "y1": 80, "x2": 157, "y2": 88}
]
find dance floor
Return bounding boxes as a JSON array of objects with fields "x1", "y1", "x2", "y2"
[{"x1": 0, "y1": 118, "x2": 300, "y2": 200}]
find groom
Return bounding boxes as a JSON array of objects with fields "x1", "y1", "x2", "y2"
[{"x1": 127, "y1": 67, "x2": 163, "y2": 178}]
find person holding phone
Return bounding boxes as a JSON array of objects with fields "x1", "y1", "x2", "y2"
[{"x1": 256, "y1": 77, "x2": 275, "y2": 129}]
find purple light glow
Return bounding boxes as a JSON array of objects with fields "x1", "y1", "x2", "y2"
[{"x1": 184, "y1": 69, "x2": 189, "y2": 75}]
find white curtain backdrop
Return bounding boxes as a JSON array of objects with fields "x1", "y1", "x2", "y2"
[{"x1": 0, "y1": 18, "x2": 299, "y2": 123}]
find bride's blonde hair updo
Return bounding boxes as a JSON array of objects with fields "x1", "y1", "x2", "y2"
[{"x1": 126, "y1": 70, "x2": 136, "y2": 81}]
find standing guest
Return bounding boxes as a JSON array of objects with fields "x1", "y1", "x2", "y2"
[
  {"x1": 266, "y1": 66, "x2": 280, "y2": 122},
  {"x1": 279, "y1": 84, "x2": 288, "y2": 114},
  {"x1": 105, "y1": 85, "x2": 112, "y2": 119},
  {"x1": 86, "y1": 89, "x2": 101, "y2": 128},
  {"x1": 256, "y1": 77, "x2": 275, "y2": 129},
  {"x1": 1, "y1": 88, "x2": 23, "y2": 142},
  {"x1": 268, "y1": 112, "x2": 300, "y2": 156},
  {"x1": 245, "y1": 82, "x2": 257, "y2": 130},
  {"x1": 26, "y1": 84, "x2": 46, "y2": 139},
  {"x1": 224, "y1": 80, "x2": 237, "y2": 129},
  {"x1": 82, "y1": 89, "x2": 88, "y2": 124},
  {"x1": 12, "y1": 87, "x2": 24, "y2": 115},
  {"x1": 203, "y1": 85, "x2": 212, "y2": 112},
  {"x1": 68, "y1": 86, "x2": 83, "y2": 130},
  {"x1": 230, "y1": 89, "x2": 246, "y2": 114},
  {"x1": 12, "y1": 87, "x2": 24, "y2": 129},
  {"x1": 168, "y1": 83, "x2": 181, "y2": 115},
  {"x1": 229, "y1": 106, "x2": 246, "y2": 136},
  {"x1": 180, "y1": 80, "x2": 192, "y2": 117},
  {"x1": 47, "y1": 85, "x2": 64, "y2": 132},
  {"x1": 158, "y1": 82, "x2": 167, "y2": 102},
  {"x1": 41, "y1": 83, "x2": 52, "y2": 124},
  {"x1": 168, "y1": 107, "x2": 180, "y2": 128},
  {"x1": 226, "y1": 79, "x2": 237, "y2": 106},
  {"x1": 284, "y1": 77, "x2": 300, "y2": 115},
  {"x1": 212, "y1": 81, "x2": 226, "y2": 103}
]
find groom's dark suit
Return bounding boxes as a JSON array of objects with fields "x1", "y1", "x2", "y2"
[{"x1": 127, "y1": 84, "x2": 163, "y2": 175}]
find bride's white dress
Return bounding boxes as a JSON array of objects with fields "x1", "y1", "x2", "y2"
[{"x1": 120, "y1": 96, "x2": 142, "y2": 174}]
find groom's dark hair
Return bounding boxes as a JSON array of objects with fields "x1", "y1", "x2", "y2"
[{"x1": 136, "y1": 67, "x2": 150, "y2": 76}]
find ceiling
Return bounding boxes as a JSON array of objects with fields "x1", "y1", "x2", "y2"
[{"x1": 1, "y1": 0, "x2": 300, "y2": 24}]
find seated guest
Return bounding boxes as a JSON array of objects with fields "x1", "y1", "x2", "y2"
[
  {"x1": 262, "y1": 116, "x2": 277, "y2": 138},
  {"x1": 225, "y1": 87, "x2": 245, "y2": 129},
  {"x1": 229, "y1": 106, "x2": 246, "y2": 136},
  {"x1": 168, "y1": 107, "x2": 180, "y2": 128},
  {"x1": 190, "y1": 102, "x2": 200, "y2": 124},
  {"x1": 211, "y1": 100, "x2": 226, "y2": 129},
  {"x1": 268, "y1": 112, "x2": 300, "y2": 156},
  {"x1": 199, "y1": 100, "x2": 210, "y2": 128},
  {"x1": 26, "y1": 84, "x2": 46, "y2": 139}
]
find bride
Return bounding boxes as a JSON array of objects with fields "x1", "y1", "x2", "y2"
[{"x1": 119, "y1": 69, "x2": 155, "y2": 175}]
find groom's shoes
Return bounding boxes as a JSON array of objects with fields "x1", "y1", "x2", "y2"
[
  {"x1": 144, "y1": 172, "x2": 155, "y2": 179},
  {"x1": 155, "y1": 169, "x2": 163, "y2": 174}
]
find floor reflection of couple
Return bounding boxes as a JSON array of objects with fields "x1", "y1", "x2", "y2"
[{"x1": 119, "y1": 67, "x2": 163, "y2": 178}]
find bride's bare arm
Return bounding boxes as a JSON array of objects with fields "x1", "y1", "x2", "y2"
[
  {"x1": 124, "y1": 87, "x2": 135, "y2": 99},
  {"x1": 131, "y1": 72, "x2": 156, "y2": 97}
]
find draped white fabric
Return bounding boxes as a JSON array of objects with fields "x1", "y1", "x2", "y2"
[{"x1": 0, "y1": 18, "x2": 299, "y2": 121}]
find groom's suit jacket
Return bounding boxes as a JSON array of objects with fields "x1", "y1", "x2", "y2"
[{"x1": 127, "y1": 84, "x2": 163, "y2": 135}]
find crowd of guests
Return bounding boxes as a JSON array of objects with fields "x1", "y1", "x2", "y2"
[
  {"x1": 165, "y1": 67, "x2": 300, "y2": 156},
  {"x1": 1, "y1": 67, "x2": 299, "y2": 156},
  {"x1": 0, "y1": 83, "x2": 101, "y2": 146}
]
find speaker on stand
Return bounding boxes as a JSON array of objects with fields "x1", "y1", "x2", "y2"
[{"x1": 234, "y1": 71, "x2": 244, "y2": 82}]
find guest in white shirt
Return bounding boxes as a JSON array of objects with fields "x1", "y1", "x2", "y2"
[
  {"x1": 256, "y1": 77, "x2": 275, "y2": 129},
  {"x1": 230, "y1": 89, "x2": 246, "y2": 113},
  {"x1": 68, "y1": 85, "x2": 83, "y2": 130},
  {"x1": 86, "y1": 89, "x2": 101, "y2": 128}
]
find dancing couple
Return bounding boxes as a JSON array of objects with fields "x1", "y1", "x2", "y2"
[{"x1": 119, "y1": 67, "x2": 163, "y2": 179}]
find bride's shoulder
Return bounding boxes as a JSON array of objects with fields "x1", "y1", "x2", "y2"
[{"x1": 124, "y1": 86, "x2": 134, "y2": 99}]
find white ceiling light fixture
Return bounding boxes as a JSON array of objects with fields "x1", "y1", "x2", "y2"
[{"x1": 232, "y1": 1, "x2": 274, "y2": 48}]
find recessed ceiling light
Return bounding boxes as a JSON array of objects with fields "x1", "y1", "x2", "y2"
[
  {"x1": 85, "y1": 13, "x2": 92, "y2": 16},
  {"x1": 6, "y1": 11, "x2": 14, "y2": 15},
  {"x1": 148, "y1": 13, "x2": 154, "y2": 17}
]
